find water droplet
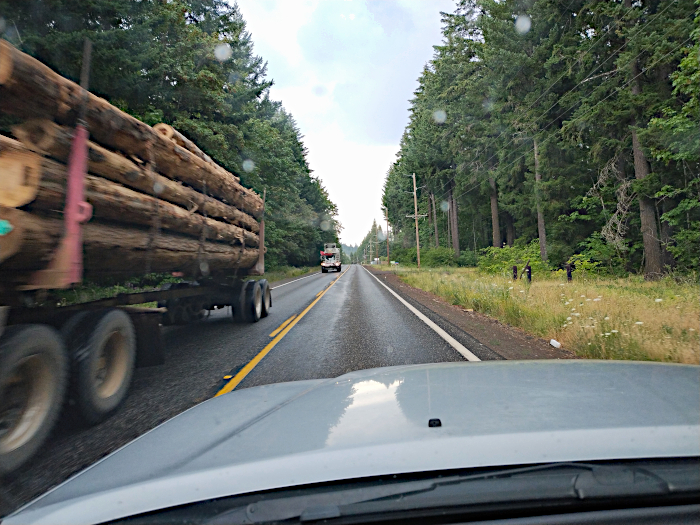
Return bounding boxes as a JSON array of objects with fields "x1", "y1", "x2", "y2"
[
  {"x1": 432, "y1": 109, "x2": 447, "y2": 124},
  {"x1": 199, "y1": 261, "x2": 210, "y2": 275},
  {"x1": 228, "y1": 71, "x2": 241, "y2": 83},
  {"x1": 242, "y1": 159, "x2": 255, "y2": 172},
  {"x1": 320, "y1": 220, "x2": 330, "y2": 231},
  {"x1": 153, "y1": 182, "x2": 164, "y2": 195},
  {"x1": 440, "y1": 200, "x2": 450, "y2": 212},
  {"x1": 0, "y1": 18, "x2": 6, "y2": 34},
  {"x1": 214, "y1": 43, "x2": 233, "y2": 62},
  {"x1": 313, "y1": 85, "x2": 327, "y2": 97},
  {"x1": 515, "y1": 15, "x2": 531, "y2": 35}
]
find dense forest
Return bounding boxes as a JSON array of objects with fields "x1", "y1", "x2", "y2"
[
  {"x1": 0, "y1": 0, "x2": 339, "y2": 269},
  {"x1": 376, "y1": 0, "x2": 698, "y2": 278}
]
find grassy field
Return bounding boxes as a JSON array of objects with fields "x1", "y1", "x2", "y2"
[{"x1": 392, "y1": 267, "x2": 699, "y2": 364}]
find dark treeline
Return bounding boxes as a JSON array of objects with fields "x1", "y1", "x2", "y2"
[
  {"x1": 0, "y1": 0, "x2": 339, "y2": 269},
  {"x1": 381, "y1": 0, "x2": 698, "y2": 277}
]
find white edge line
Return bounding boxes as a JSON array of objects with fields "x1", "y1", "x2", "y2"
[
  {"x1": 271, "y1": 271, "x2": 321, "y2": 289},
  {"x1": 362, "y1": 266, "x2": 481, "y2": 362}
]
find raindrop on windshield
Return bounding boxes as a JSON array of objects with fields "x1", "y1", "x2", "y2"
[
  {"x1": 440, "y1": 201, "x2": 450, "y2": 212},
  {"x1": 199, "y1": 262, "x2": 210, "y2": 276},
  {"x1": 515, "y1": 15, "x2": 531, "y2": 35},
  {"x1": 320, "y1": 220, "x2": 331, "y2": 231},
  {"x1": 214, "y1": 43, "x2": 233, "y2": 62},
  {"x1": 242, "y1": 159, "x2": 255, "y2": 172},
  {"x1": 432, "y1": 109, "x2": 447, "y2": 124}
]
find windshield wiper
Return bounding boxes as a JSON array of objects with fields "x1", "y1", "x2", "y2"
[{"x1": 205, "y1": 460, "x2": 699, "y2": 524}]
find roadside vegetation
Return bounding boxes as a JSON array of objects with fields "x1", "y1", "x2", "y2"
[{"x1": 391, "y1": 264, "x2": 698, "y2": 364}]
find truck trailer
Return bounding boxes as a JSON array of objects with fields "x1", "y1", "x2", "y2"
[{"x1": 0, "y1": 41, "x2": 272, "y2": 475}]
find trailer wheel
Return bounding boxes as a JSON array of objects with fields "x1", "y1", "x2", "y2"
[
  {"x1": 65, "y1": 309, "x2": 136, "y2": 425},
  {"x1": 235, "y1": 280, "x2": 262, "y2": 323},
  {"x1": 258, "y1": 279, "x2": 271, "y2": 318},
  {"x1": 322, "y1": 267, "x2": 327, "y2": 273},
  {"x1": 0, "y1": 325, "x2": 68, "y2": 475}
]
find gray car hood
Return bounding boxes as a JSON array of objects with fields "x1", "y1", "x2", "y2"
[{"x1": 6, "y1": 360, "x2": 700, "y2": 524}]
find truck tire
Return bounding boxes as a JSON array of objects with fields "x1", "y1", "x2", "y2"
[
  {"x1": 0, "y1": 325, "x2": 68, "y2": 475},
  {"x1": 338, "y1": 265, "x2": 342, "y2": 272},
  {"x1": 321, "y1": 267, "x2": 327, "y2": 273},
  {"x1": 64, "y1": 309, "x2": 136, "y2": 425},
  {"x1": 258, "y1": 279, "x2": 271, "y2": 318},
  {"x1": 234, "y1": 280, "x2": 262, "y2": 323}
]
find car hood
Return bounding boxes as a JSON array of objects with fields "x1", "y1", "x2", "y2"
[{"x1": 6, "y1": 360, "x2": 700, "y2": 524}]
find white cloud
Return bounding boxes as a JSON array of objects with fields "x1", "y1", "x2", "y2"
[{"x1": 235, "y1": 0, "x2": 453, "y2": 244}]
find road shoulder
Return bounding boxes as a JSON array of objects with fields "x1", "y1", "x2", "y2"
[{"x1": 364, "y1": 265, "x2": 576, "y2": 360}]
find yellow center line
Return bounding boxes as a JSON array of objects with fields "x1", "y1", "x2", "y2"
[
  {"x1": 215, "y1": 268, "x2": 349, "y2": 397},
  {"x1": 269, "y1": 315, "x2": 296, "y2": 338},
  {"x1": 315, "y1": 290, "x2": 324, "y2": 297}
]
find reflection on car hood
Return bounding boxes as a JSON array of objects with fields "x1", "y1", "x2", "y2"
[{"x1": 7, "y1": 360, "x2": 700, "y2": 524}]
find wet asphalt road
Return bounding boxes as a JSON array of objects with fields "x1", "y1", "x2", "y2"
[{"x1": 1, "y1": 264, "x2": 475, "y2": 517}]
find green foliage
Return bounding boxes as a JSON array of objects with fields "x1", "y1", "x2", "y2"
[
  {"x1": 478, "y1": 241, "x2": 551, "y2": 276},
  {"x1": 0, "y1": 0, "x2": 338, "y2": 269},
  {"x1": 457, "y1": 251, "x2": 478, "y2": 267},
  {"x1": 379, "y1": 0, "x2": 698, "y2": 277},
  {"x1": 422, "y1": 247, "x2": 457, "y2": 267}
]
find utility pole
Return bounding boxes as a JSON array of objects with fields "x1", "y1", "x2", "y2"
[
  {"x1": 383, "y1": 206, "x2": 390, "y2": 264},
  {"x1": 405, "y1": 173, "x2": 427, "y2": 268}
]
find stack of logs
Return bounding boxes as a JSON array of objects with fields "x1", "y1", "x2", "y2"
[{"x1": 0, "y1": 40, "x2": 264, "y2": 284}]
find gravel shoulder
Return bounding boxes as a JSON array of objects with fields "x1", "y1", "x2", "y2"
[{"x1": 365, "y1": 266, "x2": 576, "y2": 360}]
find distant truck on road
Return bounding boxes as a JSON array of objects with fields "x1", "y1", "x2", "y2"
[{"x1": 320, "y1": 243, "x2": 341, "y2": 273}]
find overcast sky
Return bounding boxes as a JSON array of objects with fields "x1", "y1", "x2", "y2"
[{"x1": 234, "y1": 0, "x2": 455, "y2": 245}]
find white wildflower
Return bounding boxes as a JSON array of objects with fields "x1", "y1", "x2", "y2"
[
  {"x1": 655, "y1": 298, "x2": 663, "y2": 303},
  {"x1": 604, "y1": 316, "x2": 610, "y2": 321},
  {"x1": 611, "y1": 330, "x2": 618, "y2": 333},
  {"x1": 635, "y1": 321, "x2": 643, "y2": 325}
]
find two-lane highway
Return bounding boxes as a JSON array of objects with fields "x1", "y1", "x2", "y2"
[{"x1": 1, "y1": 264, "x2": 482, "y2": 517}]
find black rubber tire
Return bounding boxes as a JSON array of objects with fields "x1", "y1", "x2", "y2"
[
  {"x1": 338, "y1": 265, "x2": 342, "y2": 272},
  {"x1": 258, "y1": 279, "x2": 271, "y2": 318},
  {"x1": 239, "y1": 280, "x2": 262, "y2": 323},
  {"x1": 64, "y1": 309, "x2": 136, "y2": 426},
  {"x1": 0, "y1": 325, "x2": 68, "y2": 475},
  {"x1": 321, "y1": 267, "x2": 327, "y2": 273}
]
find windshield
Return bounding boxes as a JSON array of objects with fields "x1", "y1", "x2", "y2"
[{"x1": 0, "y1": 0, "x2": 697, "y2": 523}]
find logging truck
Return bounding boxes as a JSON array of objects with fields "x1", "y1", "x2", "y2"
[
  {"x1": 320, "y1": 243, "x2": 341, "y2": 273},
  {"x1": 0, "y1": 41, "x2": 272, "y2": 474}
]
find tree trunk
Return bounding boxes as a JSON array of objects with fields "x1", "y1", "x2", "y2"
[
  {"x1": 489, "y1": 177, "x2": 500, "y2": 248},
  {"x1": 430, "y1": 192, "x2": 439, "y2": 248},
  {"x1": 0, "y1": 41, "x2": 264, "y2": 217},
  {"x1": 533, "y1": 138, "x2": 547, "y2": 261},
  {"x1": 505, "y1": 212, "x2": 515, "y2": 247},
  {"x1": 29, "y1": 158, "x2": 259, "y2": 247},
  {"x1": 623, "y1": 0, "x2": 663, "y2": 278},
  {"x1": 450, "y1": 184, "x2": 460, "y2": 257},
  {"x1": 11, "y1": 122, "x2": 259, "y2": 233},
  {"x1": 632, "y1": 129, "x2": 663, "y2": 277},
  {"x1": 0, "y1": 209, "x2": 259, "y2": 277}
]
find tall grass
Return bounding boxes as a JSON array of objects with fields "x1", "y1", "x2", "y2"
[{"x1": 395, "y1": 267, "x2": 699, "y2": 364}]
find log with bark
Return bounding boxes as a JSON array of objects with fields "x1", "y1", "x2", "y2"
[
  {"x1": 0, "y1": 208, "x2": 259, "y2": 276},
  {"x1": 153, "y1": 123, "x2": 236, "y2": 182},
  {"x1": 11, "y1": 121, "x2": 259, "y2": 233},
  {"x1": 0, "y1": 41, "x2": 263, "y2": 217},
  {"x1": 3, "y1": 147, "x2": 261, "y2": 247}
]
